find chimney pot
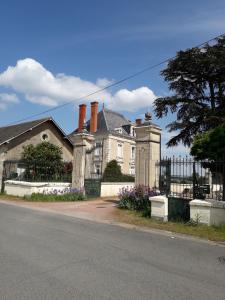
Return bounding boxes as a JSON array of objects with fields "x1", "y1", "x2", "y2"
[
  {"x1": 135, "y1": 118, "x2": 142, "y2": 126},
  {"x1": 90, "y1": 101, "x2": 99, "y2": 133},
  {"x1": 78, "y1": 104, "x2": 87, "y2": 132}
]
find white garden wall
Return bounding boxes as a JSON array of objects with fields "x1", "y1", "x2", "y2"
[
  {"x1": 101, "y1": 182, "x2": 134, "y2": 197},
  {"x1": 4, "y1": 180, "x2": 71, "y2": 197},
  {"x1": 190, "y1": 199, "x2": 225, "y2": 226}
]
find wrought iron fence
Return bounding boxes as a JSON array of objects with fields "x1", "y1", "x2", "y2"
[
  {"x1": 156, "y1": 157, "x2": 225, "y2": 201},
  {"x1": 3, "y1": 160, "x2": 73, "y2": 183}
]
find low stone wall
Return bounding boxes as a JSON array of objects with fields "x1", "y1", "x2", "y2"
[
  {"x1": 149, "y1": 195, "x2": 168, "y2": 221},
  {"x1": 4, "y1": 180, "x2": 71, "y2": 197},
  {"x1": 101, "y1": 182, "x2": 134, "y2": 197},
  {"x1": 190, "y1": 199, "x2": 225, "y2": 226}
]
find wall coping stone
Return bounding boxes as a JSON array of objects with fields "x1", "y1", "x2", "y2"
[
  {"x1": 4, "y1": 180, "x2": 70, "y2": 187},
  {"x1": 101, "y1": 182, "x2": 134, "y2": 186},
  {"x1": 149, "y1": 195, "x2": 167, "y2": 203},
  {"x1": 190, "y1": 199, "x2": 225, "y2": 209}
]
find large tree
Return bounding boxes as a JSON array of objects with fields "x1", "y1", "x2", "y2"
[{"x1": 154, "y1": 36, "x2": 225, "y2": 147}]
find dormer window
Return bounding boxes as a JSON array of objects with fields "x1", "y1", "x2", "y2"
[{"x1": 115, "y1": 128, "x2": 122, "y2": 134}]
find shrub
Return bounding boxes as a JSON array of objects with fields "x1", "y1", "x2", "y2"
[
  {"x1": 103, "y1": 160, "x2": 135, "y2": 182},
  {"x1": 118, "y1": 185, "x2": 158, "y2": 217}
]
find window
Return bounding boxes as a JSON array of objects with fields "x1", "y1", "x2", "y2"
[
  {"x1": 41, "y1": 132, "x2": 49, "y2": 142},
  {"x1": 117, "y1": 143, "x2": 123, "y2": 158},
  {"x1": 130, "y1": 166, "x2": 135, "y2": 175},
  {"x1": 131, "y1": 146, "x2": 135, "y2": 160},
  {"x1": 94, "y1": 142, "x2": 101, "y2": 156},
  {"x1": 95, "y1": 164, "x2": 101, "y2": 175}
]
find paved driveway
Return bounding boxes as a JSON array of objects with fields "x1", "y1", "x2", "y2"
[
  {"x1": 0, "y1": 202, "x2": 225, "y2": 300},
  {"x1": 0, "y1": 197, "x2": 118, "y2": 222}
]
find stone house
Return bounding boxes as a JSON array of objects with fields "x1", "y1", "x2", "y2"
[
  {"x1": 0, "y1": 117, "x2": 73, "y2": 190},
  {"x1": 69, "y1": 102, "x2": 137, "y2": 177}
]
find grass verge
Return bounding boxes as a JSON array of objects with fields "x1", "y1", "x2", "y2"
[
  {"x1": 113, "y1": 209, "x2": 225, "y2": 242},
  {"x1": 0, "y1": 193, "x2": 22, "y2": 201},
  {"x1": 0, "y1": 192, "x2": 86, "y2": 202}
]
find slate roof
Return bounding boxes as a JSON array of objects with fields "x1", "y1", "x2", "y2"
[
  {"x1": 0, "y1": 117, "x2": 73, "y2": 146},
  {"x1": 96, "y1": 109, "x2": 131, "y2": 133},
  {"x1": 69, "y1": 108, "x2": 132, "y2": 138}
]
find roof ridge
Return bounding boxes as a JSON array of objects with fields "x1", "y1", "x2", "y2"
[
  {"x1": 103, "y1": 108, "x2": 129, "y2": 121},
  {"x1": 101, "y1": 109, "x2": 108, "y2": 131},
  {"x1": 0, "y1": 117, "x2": 51, "y2": 129}
]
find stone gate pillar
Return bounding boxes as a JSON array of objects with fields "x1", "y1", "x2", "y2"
[
  {"x1": 71, "y1": 131, "x2": 94, "y2": 190},
  {"x1": 135, "y1": 113, "x2": 161, "y2": 188},
  {"x1": 0, "y1": 146, "x2": 7, "y2": 192}
]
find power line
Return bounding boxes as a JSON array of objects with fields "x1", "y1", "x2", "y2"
[{"x1": 5, "y1": 32, "x2": 225, "y2": 126}]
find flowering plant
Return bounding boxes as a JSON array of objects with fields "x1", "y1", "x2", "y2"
[
  {"x1": 118, "y1": 185, "x2": 159, "y2": 217},
  {"x1": 29, "y1": 187, "x2": 85, "y2": 201}
]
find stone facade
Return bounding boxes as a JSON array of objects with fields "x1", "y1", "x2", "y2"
[
  {"x1": 92, "y1": 133, "x2": 136, "y2": 176},
  {"x1": 3, "y1": 122, "x2": 72, "y2": 162}
]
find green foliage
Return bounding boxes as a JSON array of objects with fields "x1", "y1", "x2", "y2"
[
  {"x1": 103, "y1": 160, "x2": 135, "y2": 182},
  {"x1": 22, "y1": 142, "x2": 63, "y2": 164},
  {"x1": 154, "y1": 35, "x2": 225, "y2": 147},
  {"x1": 25, "y1": 192, "x2": 85, "y2": 202},
  {"x1": 191, "y1": 125, "x2": 225, "y2": 200},
  {"x1": 191, "y1": 125, "x2": 225, "y2": 161},
  {"x1": 22, "y1": 142, "x2": 65, "y2": 181}
]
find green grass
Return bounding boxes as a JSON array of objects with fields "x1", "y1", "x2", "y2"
[
  {"x1": 24, "y1": 192, "x2": 86, "y2": 202},
  {"x1": 113, "y1": 209, "x2": 225, "y2": 242}
]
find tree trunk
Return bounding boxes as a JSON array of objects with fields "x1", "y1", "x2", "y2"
[{"x1": 209, "y1": 81, "x2": 215, "y2": 110}]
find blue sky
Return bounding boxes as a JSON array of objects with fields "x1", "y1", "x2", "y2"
[{"x1": 0, "y1": 0, "x2": 225, "y2": 155}]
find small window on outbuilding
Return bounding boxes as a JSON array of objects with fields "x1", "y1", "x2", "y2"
[{"x1": 41, "y1": 133, "x2": 49, "y2": 142}]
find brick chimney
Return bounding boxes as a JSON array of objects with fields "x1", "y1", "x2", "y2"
[
  {"x1": 135, "y1": 118, "x2": 142, "y2": 126},
  {"x1": 78, "y1": 104, "x2": 87, "y2": 132},
  {"x1": 90, "y1": 101, "x2": 98, "y2": 133}
]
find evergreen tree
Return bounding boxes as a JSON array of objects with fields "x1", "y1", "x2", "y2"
[
  {"x1": 103, "y1": 160, "x2": 122, "y2": 182},
  {"x1": 154, "y1": 36, "x2": 225, "y2": 147}
]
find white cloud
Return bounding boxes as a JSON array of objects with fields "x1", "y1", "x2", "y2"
[
  {"x1": 109, "y1": 87, "x2": 156, "y2": 112},
  {"x1": 0, "y1": 58, "x2": 157, "y2": 112},
  {"x1": 0, "y1": 93, "x2": 19, "y2": 110}
]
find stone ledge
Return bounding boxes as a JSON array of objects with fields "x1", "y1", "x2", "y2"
[
  {"x1": 190, "y1": 199, "x2": 225, "y2": 209},
  {"x1": 149, "y1": 195, "x2": 167, "y2": 203}
]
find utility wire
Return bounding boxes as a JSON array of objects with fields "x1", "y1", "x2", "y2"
[{"x1": 5, "y1": 32, "x2": 225, "y2": 126}]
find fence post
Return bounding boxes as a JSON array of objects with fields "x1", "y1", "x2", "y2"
[{"x1": 192, "y1": 161, "x2": 197, "y2": 199}]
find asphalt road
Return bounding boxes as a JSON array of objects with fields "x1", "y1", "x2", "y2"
[{"x1": 0, "y1": 203, "x2": 225, "y2": 300}]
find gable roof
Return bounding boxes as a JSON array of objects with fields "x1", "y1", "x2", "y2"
[{"x1": 0, "y1": 117, "x2": 73, "y2": 147}]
